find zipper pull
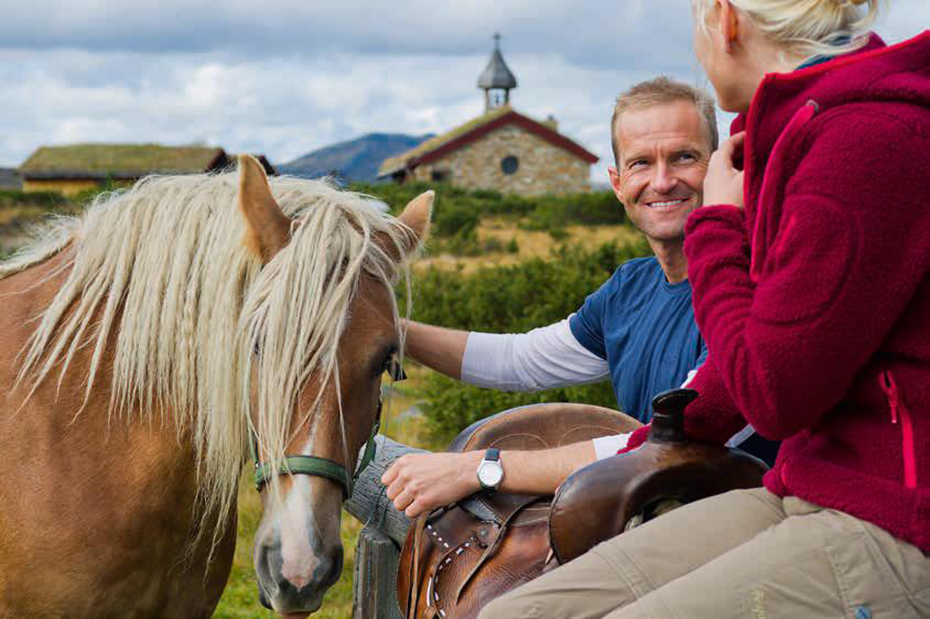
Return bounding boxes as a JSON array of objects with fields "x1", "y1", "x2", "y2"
[{"x1": 878, "y1": 371, "x2": 899, "y2": 424}]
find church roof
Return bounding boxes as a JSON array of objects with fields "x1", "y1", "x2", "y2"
[
  {"x1": 378, "y1": 106, "x2": 597, "y2": 178},
  {"x1": 477, "y1": 46, "x2": 517, "y2": 90}
]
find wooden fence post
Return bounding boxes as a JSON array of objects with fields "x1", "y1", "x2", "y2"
[
  {"x1": 346, "y1": 436, "x2": 423, "y2": 619},
  {"x1": 353, "y1": 526, "x2": 403, "y2": 619}
]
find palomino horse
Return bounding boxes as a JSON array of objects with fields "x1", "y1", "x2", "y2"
[{"x1": 0, "y1": 156, "x2": 431, "y2": 617}]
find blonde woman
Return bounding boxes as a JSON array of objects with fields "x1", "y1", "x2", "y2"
[{"x1": 480, "y1": 2, "x2": 928, "y2": 618}]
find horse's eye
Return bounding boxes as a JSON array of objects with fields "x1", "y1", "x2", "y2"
[{"x1": 384, "y1": 355, "x2": 406, "y2": 381}]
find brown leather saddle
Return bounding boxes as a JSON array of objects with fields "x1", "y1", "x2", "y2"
[{"x1": 397, "y1": 389, "x2": 769, "y2": 619}]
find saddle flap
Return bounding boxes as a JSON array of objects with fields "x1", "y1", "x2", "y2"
[{"x1": 397, "y1": 499, "x2": 552, "y2": 619}]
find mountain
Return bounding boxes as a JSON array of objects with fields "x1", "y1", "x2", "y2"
[
  {"x1": 0, "y1": 167, "x2": 22, "y2": 190},
  {"x1": 278, "y1": 133, "x2": 433, "y2": 183}
]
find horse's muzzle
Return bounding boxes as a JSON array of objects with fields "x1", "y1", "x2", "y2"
[{"x1": 255, "y1": 539, "x2": 342, "y2": 615}]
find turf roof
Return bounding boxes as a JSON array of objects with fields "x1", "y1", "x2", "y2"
[{"x1": 19, "y1": 143, "x2": 224, "y2": 179}]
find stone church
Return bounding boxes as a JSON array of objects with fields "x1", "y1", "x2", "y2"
[{"x1": 378, "y1": 35, "x2": 598, "y2": 197}]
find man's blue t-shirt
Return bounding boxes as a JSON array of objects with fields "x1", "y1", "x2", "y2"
[{"x1": 569, "y1": 257, "x2": 706, "y2": 423}]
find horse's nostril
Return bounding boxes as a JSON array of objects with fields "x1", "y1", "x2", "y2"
[{"x1": 255, "y1": 541, "x2": 284, "y2": 608}]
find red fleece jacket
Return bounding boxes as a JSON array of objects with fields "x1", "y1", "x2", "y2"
[{"x1": 625, "y1": 32, "x2": 930, "y2": 551}]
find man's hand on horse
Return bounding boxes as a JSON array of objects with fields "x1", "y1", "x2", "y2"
[{"x1": 382, "y1": 451, "x2": 483, "y2": 518}]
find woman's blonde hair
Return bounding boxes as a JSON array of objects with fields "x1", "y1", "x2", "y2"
[{"x1": 693, "y1": 0, "x2": 881, "y2": 63}]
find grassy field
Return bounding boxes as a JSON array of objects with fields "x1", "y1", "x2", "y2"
[{"x1": 418, "y1": 218, "x2": 638, "y2": 274}]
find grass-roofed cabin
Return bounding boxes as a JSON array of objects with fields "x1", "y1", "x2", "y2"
[{"x1": 18, "y1": 144, "x2": 276, "y2": 196}]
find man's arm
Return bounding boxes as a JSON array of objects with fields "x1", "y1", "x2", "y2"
[
  {"x1": 382, "y1": 441, "x2": 597, "y2": 518},
  {"x1": 403, "y1": 317, "x2": 610, "y2": 391},
  {"x1": 401, "y1": 319, "x2": 468, "y2": 379}
]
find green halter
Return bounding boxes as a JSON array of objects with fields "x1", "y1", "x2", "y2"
[
  {"x1": 249, "y1": 357, "x2": 405, "y2": 499},
  {"x1": 250, "y1": 400, "x2": 381, "y2": 500}
]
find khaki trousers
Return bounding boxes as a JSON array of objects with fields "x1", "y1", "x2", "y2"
[{"x1": 478, "y1": 488, "x2": 929, "y2": 619}]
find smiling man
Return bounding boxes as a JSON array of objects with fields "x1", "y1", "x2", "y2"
[{"x1": 348, "y1": 77, "x2": 776, "y2": 528}]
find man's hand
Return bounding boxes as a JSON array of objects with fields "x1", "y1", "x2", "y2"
[
  {"x1": 703, "y1": 131, "x2": 745, "y2": 208},
  {"x1": 381, "y1": 441, "x2": 598, "y2": 519},
  {"x1": 382, "y1": 451, "x2": 483, "y2": 518}
]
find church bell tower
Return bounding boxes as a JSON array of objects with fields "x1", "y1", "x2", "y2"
[{"x1": 477, "y1": 33, "x2": 518, "y2": 113}]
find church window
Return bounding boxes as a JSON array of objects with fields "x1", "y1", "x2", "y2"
[{"x1": 501, "y1": 156, "x2": 519, "y2": 175}]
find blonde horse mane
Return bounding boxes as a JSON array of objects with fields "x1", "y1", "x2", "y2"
[{"x1": 1, "y1": 173, "x2": 413, "y2": 543}]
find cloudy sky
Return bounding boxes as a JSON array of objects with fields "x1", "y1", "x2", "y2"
[{"x1": 1, "y1": 1, "x2": 926, "y2": 180}]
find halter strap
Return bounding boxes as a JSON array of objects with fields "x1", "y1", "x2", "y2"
[{"x1": 250, "y1": 401, "x2": 382, "y2": 500}]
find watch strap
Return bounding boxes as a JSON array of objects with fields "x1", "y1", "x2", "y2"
[{"x1": 484, "y1": 447, "x2": 500, "y2": 462}]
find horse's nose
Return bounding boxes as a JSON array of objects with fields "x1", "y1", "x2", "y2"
[{"x1": 255, "y1": 540, "x2": 343, "y2": 614}]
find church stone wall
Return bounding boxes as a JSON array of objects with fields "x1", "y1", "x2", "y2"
[{"x1": 410, "y1": 124, "x2": 591, "y2": 197}]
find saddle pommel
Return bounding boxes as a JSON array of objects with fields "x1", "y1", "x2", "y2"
[{"x1": 648, "y1": 388, "x2": 698, "y2": 443}]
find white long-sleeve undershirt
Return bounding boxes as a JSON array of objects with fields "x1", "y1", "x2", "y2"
[{"x1": 461, "y1": 317, "x2": 609, "y2": 392}]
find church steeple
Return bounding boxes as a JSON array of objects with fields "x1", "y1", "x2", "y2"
[{"x1": 477, "y1": 33, "x2": 517, "y2": 113}]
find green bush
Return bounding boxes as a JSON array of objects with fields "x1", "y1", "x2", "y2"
[
  {"x1": 350, "y1": 182, "x2": 628, "y2": 233},
  {"x1": 547, "y1": 227, "x2": 569, "y2": 241},
  {"x1": 440, "y1": 229, "x2": 482, "y2": 256},
  {"x1": 421, "y1": 375, "x2": 618, "y2": 440},
  {"x1": 524, "y1": 192, "x2": 625, "y2": 232},
  {"x1": 480, "y1": 237, "x2": 505, "y2": 253},
  {"x1": 0, "y1": 190, "x2": 69, "y2": 210},
  {"x1": 433, "y1": 202, "x2": 479, "y2": 239},
  {"x1": 401, "y1": 238, "x2": 652, "y2": 441}
]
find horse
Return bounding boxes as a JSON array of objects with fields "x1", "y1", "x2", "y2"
[{"x1": 0, "y1": 155, "x2": 432, "y2": 617}]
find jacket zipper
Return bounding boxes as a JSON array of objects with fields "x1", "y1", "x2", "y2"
[{"x1": 878, "y1": 370, "x2": 917, "y2": 489}]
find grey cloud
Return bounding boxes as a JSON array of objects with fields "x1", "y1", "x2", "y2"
[
  {"x1": 1, "y1": 0, "x2": 926, "y2": 173},
  {"x1": 2, "y1": 0, "x2": 694, "y2": 69}
]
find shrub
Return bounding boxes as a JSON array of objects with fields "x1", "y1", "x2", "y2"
[
  {"x1": 405, "y1": 240, "x2": 649, "y2": 331},
  {"x1": 420, "y1": 375, "x2": 618, "y2": 441},
  {"x1": 548, "y1": 227, "x2": 569, "y2": 241},
  {"x1": 525, "y1": 192, "x2": 625, "y2": 231},
  {"x1": 480, "y1": 237, "x2": 505, "y2": 253},
  {"x1": 351, "y1": 182, "x2": 627, "y2": 231},
  {"x1": 433, "y1": 201, "x2": 479, "y2": 239},
  {"x1": 506, "y1": 237, "x2": 519, "y2": 254},
  {"x1": 0, "y1": 190, "x2": 69, "y2": 210},
  {"x1": 441, "y1": 228, "x2": 482, "y2": 256}
]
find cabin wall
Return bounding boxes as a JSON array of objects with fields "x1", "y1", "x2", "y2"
[{"x1": 23, "y1": 179, "x2": 134, "y2": 196}]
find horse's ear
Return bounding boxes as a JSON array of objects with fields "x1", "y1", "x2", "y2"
[
  {"x1": 382, "y1": 190, "x2": 433, "y2": 261},
  {"x1": 238, "y1": 154, "x2": 291, "y2": 262}
]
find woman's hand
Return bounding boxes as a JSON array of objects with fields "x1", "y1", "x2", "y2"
[
  {"x1": 703, "y1": 131, "x2": 746, "y2": 208},
  {"x1": 382, "y1": 451, "x2": 482, "y2": 518}
]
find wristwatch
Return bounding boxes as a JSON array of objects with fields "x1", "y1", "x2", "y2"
[{"x1": 476, "y1": 448, "x2": 504, "y2": 491}]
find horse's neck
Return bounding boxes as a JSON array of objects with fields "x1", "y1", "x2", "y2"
[
  {"x1": 0, "y1": 247, "x2": 203, "y2": 524},
  {"x1": 0, "y1": 248, "x2": 75, "y2": 379}
]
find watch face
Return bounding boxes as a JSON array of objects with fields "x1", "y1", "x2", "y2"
[{"x1": 478, "y1": 461, "x2": 503, "y2": 487}]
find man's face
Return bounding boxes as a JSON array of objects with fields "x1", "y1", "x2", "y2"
[{"x1": 608, "y1": 101, "x2": 712, "y2": 246}]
